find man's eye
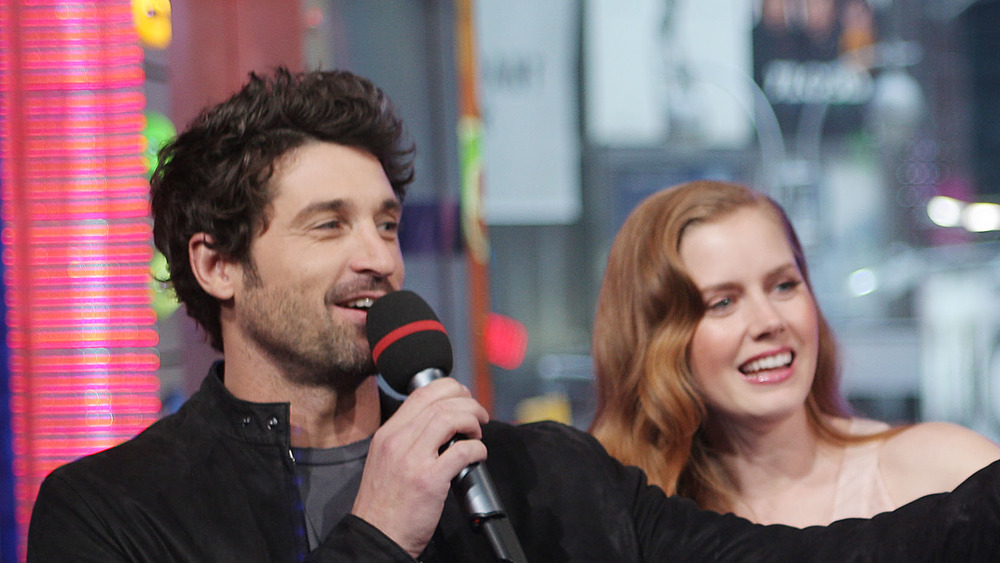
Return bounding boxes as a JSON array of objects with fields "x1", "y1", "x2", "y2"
[{"x1": 379, "y1": 220, "x2": 399, "y2": 233}]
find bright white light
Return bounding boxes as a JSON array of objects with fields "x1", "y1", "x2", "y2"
[
  {"x1": 962, "y1": 202, "x2": 1000, "y2": 232},
  {"x1": 848, "y1": 268, "x2": 878, "y2": 297},
  {"x1": 926, "y1": 196, "x2": 964, "y2": 227}
]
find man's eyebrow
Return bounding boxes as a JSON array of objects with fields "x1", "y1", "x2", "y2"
[
  {"x1": 292, "y1": 199, "x2": 348, "y2": 224},
  {"x1": 379, "y1": 198, "x2": 402, "y2": 215},
  {"x1": 291, "y1": 197, "x2": 402, "y2": 224}
]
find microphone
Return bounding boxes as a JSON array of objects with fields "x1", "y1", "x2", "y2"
[{"x1": 366, "y1": 290, "x2": 527, "y2": 563}]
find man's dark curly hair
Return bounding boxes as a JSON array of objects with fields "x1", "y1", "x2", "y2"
[{"x1": 150, "y1": 67, "x2": 415, "y2": 352}]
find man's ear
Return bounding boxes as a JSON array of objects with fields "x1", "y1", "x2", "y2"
[{"x1": 189, "y1": 233, "x2": 238, "y2": 300}]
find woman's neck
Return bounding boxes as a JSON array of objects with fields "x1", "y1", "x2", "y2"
[{"x1": 705, "y1": 410, "x2": 850, "y2": 525}]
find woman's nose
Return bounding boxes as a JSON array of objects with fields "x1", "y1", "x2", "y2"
[{"x1": 747, "y1": 295, "x2": 785, "y2": 339}]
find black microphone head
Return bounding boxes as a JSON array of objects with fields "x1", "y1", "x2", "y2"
[{"x1": 366, "y1": 290, "x2": 453, "y2": 394}]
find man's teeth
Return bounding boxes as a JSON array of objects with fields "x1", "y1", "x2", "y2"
[
  {"x1": 740, "y1": 352, "x2": 793, "y2": 375},
  {"x1": 344, "y1": 297, "x2": 375, "y2": 309}
]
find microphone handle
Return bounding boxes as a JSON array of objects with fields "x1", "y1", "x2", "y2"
[
  {"x1": 407, "y1": 369, "x2": 528, "y2": 563},
  {"x1": 480, "y1": 512, "x2": 528, "y2": 563}
]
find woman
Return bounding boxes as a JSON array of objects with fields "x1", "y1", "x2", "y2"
[{"x1": 590, "y1": 179, "x2": 1000, "y2": 526}]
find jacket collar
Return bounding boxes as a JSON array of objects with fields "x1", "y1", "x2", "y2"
[
  {"x1": 192, "y1": 360, "x2": 403, "y2": 447},
  {"x1": 195, "y1": 360, "x2": 293, "y2": 447}
]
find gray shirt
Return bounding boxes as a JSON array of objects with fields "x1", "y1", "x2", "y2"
[{"x1": 292, "y1": 437, "x2": 371, "y2": 550}]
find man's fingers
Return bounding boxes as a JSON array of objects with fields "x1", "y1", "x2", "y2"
[
  {"x1": 374, "y1": 396, "x2": 487, "y2": 468},
  {"x1": 381, "y1": 379, "x2": 488, "y2": 442},
  {"x1": 351, "y1": 377, "x2": 491, "y2": 557},
  {"x1": 385, "y1": 378, "x2": 478, "y2": 423},
  {"x1": 435, "y1": 438, "x2": 488, "y2": 477}
]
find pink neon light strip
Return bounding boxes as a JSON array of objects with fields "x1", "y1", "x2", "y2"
[{"x1": 1, "y1": 2, "x2": 163, "y2": 557}]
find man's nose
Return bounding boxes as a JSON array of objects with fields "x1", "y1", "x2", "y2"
[{"x1": 350, "y1": 224, "x2": 399, "y2": 276}]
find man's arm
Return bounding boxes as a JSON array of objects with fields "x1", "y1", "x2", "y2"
[
  {"x1": 308, "y1": 515, "x2": 417, "y2": 563},
  {"x1": 27, "y1": 471, "x2": 131, "y2": 562},
  {"x1": 629, "y1": 456, "x2": 1000, "y2": 561}
]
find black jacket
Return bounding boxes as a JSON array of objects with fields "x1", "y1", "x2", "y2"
[{"x1": 27, "y1": 362, "x2": 1000, "y2": 561}]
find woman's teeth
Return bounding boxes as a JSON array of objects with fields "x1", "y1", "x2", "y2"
[{"x1": 740, "y1": 351, "x2": 793, "y2": 375}]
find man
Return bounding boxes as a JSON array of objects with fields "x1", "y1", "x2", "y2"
[{"x1": 27, "y1": 67, "x2": 1000, "y2": 561}]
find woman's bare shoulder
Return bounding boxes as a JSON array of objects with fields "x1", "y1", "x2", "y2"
[{"x1": 878, "y1": 421, "x2": 1000, "y2": 505}]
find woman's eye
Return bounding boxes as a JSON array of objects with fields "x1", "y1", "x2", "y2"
[
  {"x1": 776, "y1": 280, "x2": 801, "y2": 293},
  {"x1": 707, "y1": 297, "x2": 732, "y2": 311}
]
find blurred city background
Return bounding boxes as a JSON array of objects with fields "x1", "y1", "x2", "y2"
[{"x1": 3, "y1": 0, "x2": 1000, "y2": 560}]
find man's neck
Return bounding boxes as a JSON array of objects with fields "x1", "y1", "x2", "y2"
[
  {"x1": 288, "y1": 376, "x2": 382, "y2": 449},
  {"x1": 222, "y1": 358, "x2": 382, "y2": 449}
]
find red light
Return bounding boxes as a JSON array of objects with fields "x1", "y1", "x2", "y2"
[{"x1": 484, "y1": 313, "x2": 529, "y2": 371}]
